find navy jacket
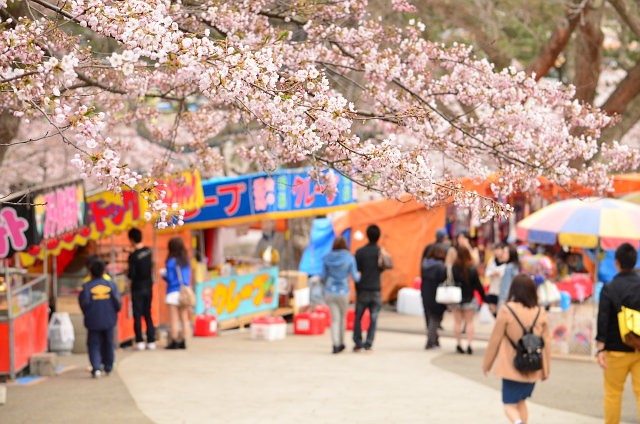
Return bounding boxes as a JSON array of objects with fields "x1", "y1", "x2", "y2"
[
  {"x1": 78, "y1": 277, "x2": 122, "y2": 331},
  {"x1": 421, "y1": 258, "x2": 447, "y2": 315},
  {"x1": 597, "y1": 270, "x2": 640, "y2": 352}
]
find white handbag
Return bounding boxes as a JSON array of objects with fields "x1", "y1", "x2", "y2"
[
  {"x1": 537, "y1": 279, "x2": 561, "y2": 306},
  {"x1": 436, "y1": 265, "x2": 462, "y2": 305}
]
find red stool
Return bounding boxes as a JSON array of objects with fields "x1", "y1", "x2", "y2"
[
  {"x1": 294, "y1": 312, "x2": 326, "y2": 335},
  {"x1": 313, "y1": 304, "x2": 332, "y2": 328},
  {"x1": 194, "y1": 315, "x2": 218, "y2": 337},
  {"x1": 346, "y1": 308, "x2": 370, "y2": 331}
]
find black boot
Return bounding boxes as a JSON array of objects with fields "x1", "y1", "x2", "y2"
[
  {"x1": 178, "y1": 340, "x2": 186, "y2": 349},
  {"x1": 165, "y1": 340, "x2": 180, "y2": 350}
]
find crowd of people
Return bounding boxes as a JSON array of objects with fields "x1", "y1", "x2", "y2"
[{"x1": 76, "y1": 222, "x2": 640, "y2": 424}]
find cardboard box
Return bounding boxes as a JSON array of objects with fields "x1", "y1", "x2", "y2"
[{"x1": 279, "y1": 270, "x2": 308, "y2": 291}]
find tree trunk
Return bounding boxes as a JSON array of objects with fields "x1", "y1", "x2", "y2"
[
  {"x1": 573, "y1": 5, "x2": 603, "y2": 103},
  {"x1": 0, "y1": 111, "x2": 22, "y2": 166},
  {"x1": 526, "y1": 15, "x2": 579, "y2": 79}
]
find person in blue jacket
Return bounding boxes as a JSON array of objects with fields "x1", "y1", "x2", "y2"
[
  {"x1": 78, "y1": 257, "x2": 122, "y2": 378},
  {"x1": 322, "y1": 235, "x2": 360, "y2": 354},
  {"x1": 162, "y1": 237, "x2": 192, "y2": 349}
]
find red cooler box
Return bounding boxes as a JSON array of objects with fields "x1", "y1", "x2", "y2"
[
  {"x1": 346, "y1": 308, "x2": 370, "y2": 331},
  {"x1": 194, "y1": 315, "x2": 218, "y2": 337},
  {"x1": 313, "y1": 304, "x2": 331, "y2": 328},
  {"x1": 294, "y1": 312, "x2": 326, "y2": 335}
]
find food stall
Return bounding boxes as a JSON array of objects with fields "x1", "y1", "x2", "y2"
[
  {"x1": 0, "y1": 183, "x2": 85, "y2": 378},
  {"x1": 183, "y1": 168, "x2": 356, "y2": 328},
  {"x1": 22, "y1": 171, "x2": 204, "y2": 347}
]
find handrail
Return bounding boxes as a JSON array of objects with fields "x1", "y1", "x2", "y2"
[{"x1": 10, "y1": 274, "x2": 48, "y2": 296}]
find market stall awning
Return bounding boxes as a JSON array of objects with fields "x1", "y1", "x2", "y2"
[{"x1": 183, "y1": 168, "x2": 356, "y2": 229}]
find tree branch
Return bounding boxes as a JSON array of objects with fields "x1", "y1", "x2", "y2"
[
  {"x1": 601, "y1": 62, "x2": 640, "y2": 115},
  {"x1": 607, "y1": 0, "x2": 640, "y2": 39}
]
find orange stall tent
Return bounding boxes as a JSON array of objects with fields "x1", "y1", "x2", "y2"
[{"x1": 333, "y1": 198, "x2": 446, "y2": 302}]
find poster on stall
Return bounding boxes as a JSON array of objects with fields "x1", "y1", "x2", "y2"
[
  {"x1": 23, "y1": 170, "x2": 205, "y2": 260},
  {"x1": 32, "y1": 181, "x2": 87, "y2": 240},
  {"x1": 0, "y1": 192, "x2": 41, "y2": 258},
  {"x1": 185, "y1": 167, "x2": 355, "y2": 228},
  {"x1": 195, "y1": 267, "x2": 279, "y2": 321}
]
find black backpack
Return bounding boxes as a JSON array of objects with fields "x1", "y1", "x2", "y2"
[{"x1": 505, "y1": 305, "x2": 544, "y2": 372}]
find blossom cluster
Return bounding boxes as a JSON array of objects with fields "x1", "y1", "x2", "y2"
[{"x1": 1, "y1": 0, "x2": 638, "y2": 224}]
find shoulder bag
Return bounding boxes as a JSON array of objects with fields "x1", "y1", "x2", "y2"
[
  {"x1": 378, "y1": 247, "x2": 393, "y2": 270},
  {"x1": 435, "y1": 265, "x2": 462, "y2": 305},
  {"x1": 176, "y1": 264, "x2": 196, "y2": 308}
]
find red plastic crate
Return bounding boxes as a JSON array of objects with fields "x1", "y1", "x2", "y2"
[
  {"x1": 346, "y1": 308, "x2": 370, "y2": 331},
  {"x1": 194, "y1": 315, "x2": 218, "y2": 337},
  {"x1": 294, "y1": 312, "x2": 326, "y2": 335},
  {"x1": 313, "y1": 304, "x2": 331, "y2": 328}
]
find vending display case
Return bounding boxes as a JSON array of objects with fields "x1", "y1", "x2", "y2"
[{"x1": 0, "y1": 268, "x2": 49, "y2": 379}]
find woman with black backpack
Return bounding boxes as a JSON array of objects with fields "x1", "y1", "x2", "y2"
[{"x1": 482, "y1": 274, "x2": 551, "y2": 424}]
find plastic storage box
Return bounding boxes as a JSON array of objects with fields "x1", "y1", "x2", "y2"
[
  {"x1": 396, "y1": 287, "x2": 424, "y2": 316},
  {"x1": 294, "y1": 312, "x2": 326, "y2": 335},
  {"x1": 312, "y1": 304, "x2": 332, "y2": 328},
  {"x1": 250, "y1": 316, "x2": 287, "y2": 341},
  {"x1": 346, "y1": 308, "x2": 370, "y2": 331},
  {"x1": 194, "y1": 315, "x2": 218, "y2": 337}
]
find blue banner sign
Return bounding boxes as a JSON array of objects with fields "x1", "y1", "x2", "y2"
[{"x1": 184, "y1": 168, "x2": 354, "y2": 225}]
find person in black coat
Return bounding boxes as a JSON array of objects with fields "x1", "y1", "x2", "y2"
[{"x1": 421, "y1": 243, "x2": 448, "y2": 349}]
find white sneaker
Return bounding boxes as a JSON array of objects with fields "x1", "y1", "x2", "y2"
[
  {"x1": 92, "y1": 370, "x2": 102, "y2": 379},
  {"x1": 146, "y1": 342, "x2": 157, "y2": 350},
  {"x1": 135, "y1": 342, "x2": 146, "y2": 351}
]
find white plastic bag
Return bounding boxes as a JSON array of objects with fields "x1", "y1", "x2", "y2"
[{"x1": 478, "y1": 303, "x2": 495, "y2": 324}]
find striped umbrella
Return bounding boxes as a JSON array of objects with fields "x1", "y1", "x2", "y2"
[{"x1": 516, "y1": 197, "x2": 640, "y2": 250}]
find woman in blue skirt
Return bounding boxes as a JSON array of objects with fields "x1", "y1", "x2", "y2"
[{"x1": 482, "y1": 274, "x2": 551, "y2": 424}]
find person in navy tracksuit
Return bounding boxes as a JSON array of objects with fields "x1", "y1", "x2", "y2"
[{"x1": 78, "y1": 258, "x2": 122, "y2": 378}]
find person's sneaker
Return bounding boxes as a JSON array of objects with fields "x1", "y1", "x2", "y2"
[
  {"x1": 146, "y1": 342, "x2": 157, "y2": 351},
  {"x1": 353, "y1": 346, "x2": 363, "y2": 353},
  {"x1": 165, "y1": 340, "x2": 180, "y2": 350},
  {"x1": 332, "y1": 346, "x2": 341, "y2": 354},
  {"x1": 456, "y1": 345, "x2": 465, "y2": 354},
  {"x1": 466, "y1": 346, "x2": 473, "y2": 355},
  {"x1": 178, "y1": 340, "x2": 186, "y2": 349},
  {"x1": 92, "y1": 370, "x2": 102, "y2": 379},
  {"x1": 338, "y1": 344, "x2": 345, "y2": 353},
  {"x1": 364, "y1": 346, "x2": 373, "y2": 353},
  {"x1": 135, "y1": 342, "x2": 146, "y2": 351}
]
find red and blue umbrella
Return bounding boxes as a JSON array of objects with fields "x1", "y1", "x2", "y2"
[{"x1": 516, "y1": 197, "x2": 640, "y2": 250}]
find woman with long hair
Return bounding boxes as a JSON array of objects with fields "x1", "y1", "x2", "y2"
[
  {"x1": 483, "y1": 274, "x2": 551, "y2": 424},
  {"x1": 451, "y1": 245, "x2": 487, "y2": 354},
  {"x1": 322, "y1": 235, "x2": 359, "y2": 354},
  {"x1": 162, "y1": 237, "x2": 192, "y2": 349}
]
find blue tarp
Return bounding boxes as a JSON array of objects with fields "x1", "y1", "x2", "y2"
[
  {"x1": 298, "y1": 218, "x2": 335, "y2": 277},
  {"x1": 593, "y1": 249, "x2": 640, "y2": 283}
]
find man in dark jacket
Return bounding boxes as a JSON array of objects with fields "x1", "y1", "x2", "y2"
[
  {"x1": 79, "y1": 258, "x2": 122, "y2": 378},
  {"x1": 127, "y1": 228, "x2": 156, "y2": 350},
  {"x1": 353, "y1": 224, "x2": 388, "y2": 352},
  {"x1": 421, "y1": 243, "x2": 448, "y2": 349},
  {"x1": 596, "y1": 242, "x2": 640, "y2": 424}
]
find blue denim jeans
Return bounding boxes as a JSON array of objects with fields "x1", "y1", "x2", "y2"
[{"x1": 353, "y1": 290, "x2": 382, "y2": 349}]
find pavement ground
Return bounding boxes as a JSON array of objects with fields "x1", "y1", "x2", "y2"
[{"x1": 0, "y1": 310, "x2": 637, "y2": 423}]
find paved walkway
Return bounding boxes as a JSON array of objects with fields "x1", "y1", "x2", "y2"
[{"x1": 1, "y1": 310, "x2": 637, "y2": 423}]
